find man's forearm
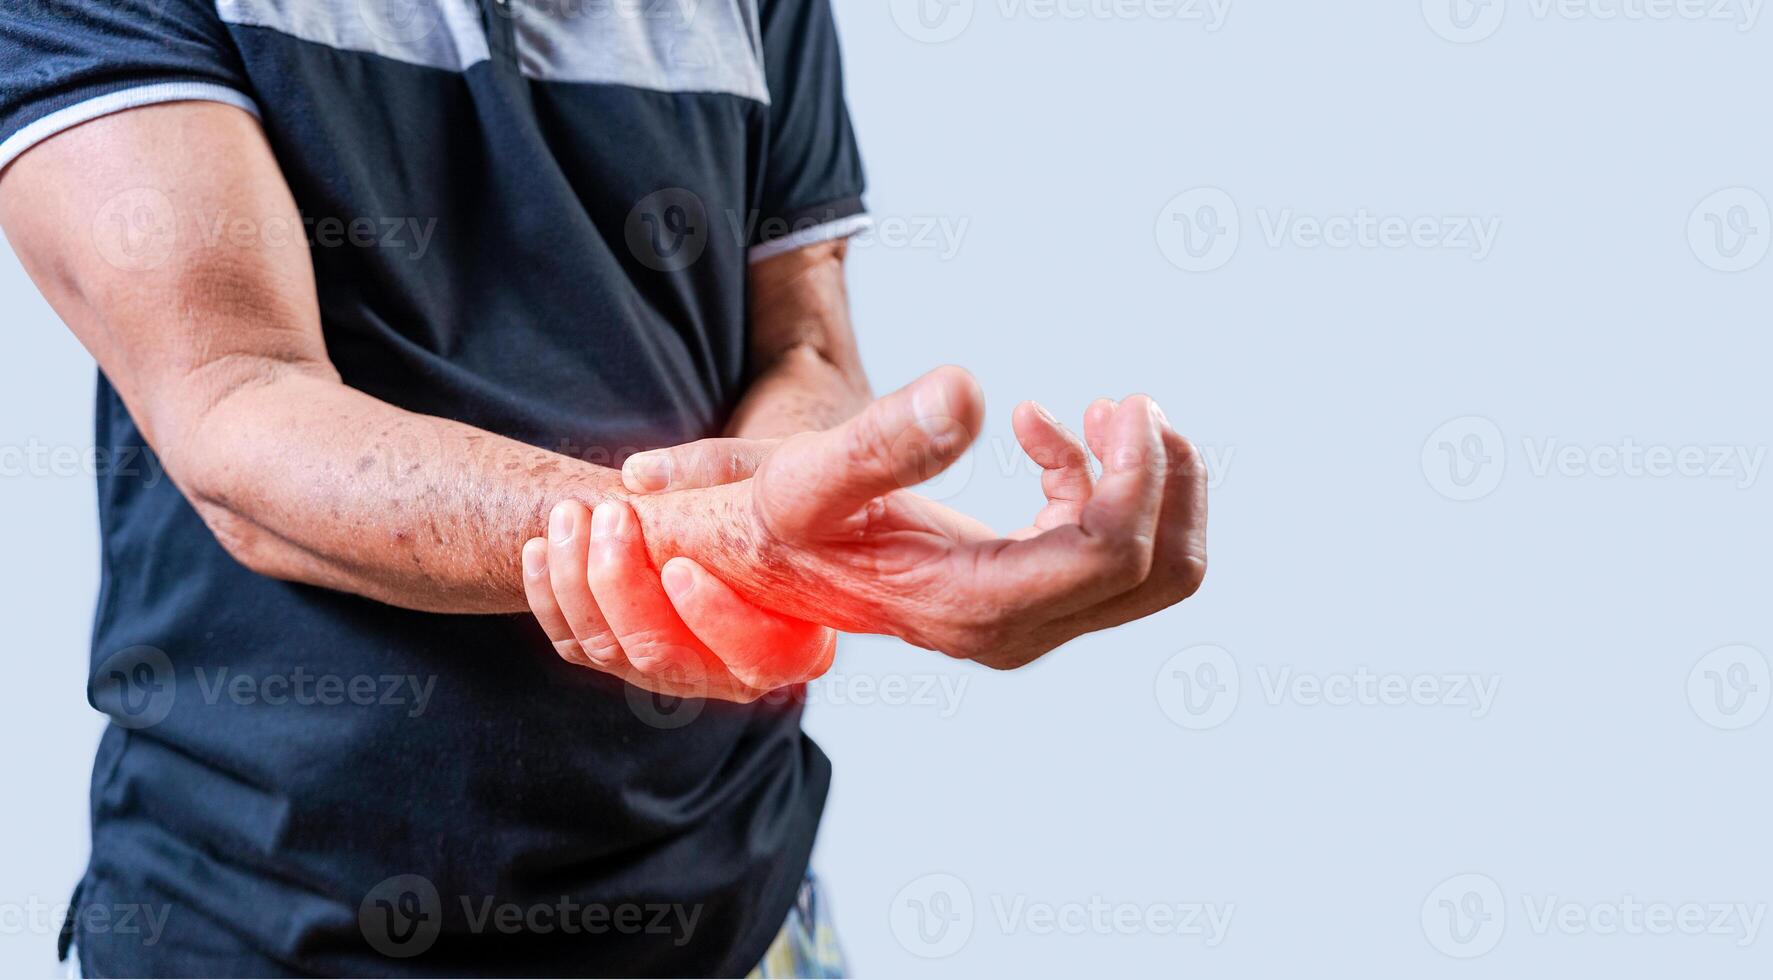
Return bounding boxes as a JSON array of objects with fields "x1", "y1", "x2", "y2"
[
  {"x1": 724, "y1": 343, "x2": 871, "y2": 439},
  {"x1": 174, "y1": 369, "x2": 629, "y2": 614},
  {"x1": 0, "y1": 101, "x2": 854, "y2": 622},
  {"x1": 727, "y1": 239, "x2": 871, "y2": 439}
]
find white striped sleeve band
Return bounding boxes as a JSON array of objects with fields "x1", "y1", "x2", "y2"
[
  {"x1": 0, "y1": 81, "x2": 261, "y2": 173},
  {"x1": 748, "y1": 213, "x2": 873, "y2": 263}
]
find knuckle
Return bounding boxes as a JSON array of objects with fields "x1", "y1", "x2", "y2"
[
  {"x1": 1149, "y1": 550, "x2": 1207, "y2": 603},
  {"x1": 844, "y1": 410, "x2": 898, "y2": 471},
  {"x1": 620, "y1": 625, "x2": 676, "y2": 656},
  {"x1": 551, "y1": 640, "x2": 587, "y2": 665},
  {"x1": 1175, "y1": 554, "x2": 1207, "y2": 599},
  {"x1": 624, "y1": 632, "x2": 701, "y2": 675},
  {"x1": 1092, "y1": 531, "x2": 1156, "y2": 591},
  {"x1": 947, "y1": 625, "x2": 1007, "y2": 664},
  {"x1": 731, "y1": 658, "x2": 793, "y2": 693},
  {"x1": 723, "y1": 448, "x2": 751, "y2": 482},
  {"x1": 730, "y1": 671, "x2": 776, "y2": 697},
  {"x1": 577, "y1": 635, "x2": 625, "y2": 667},
  {"x1": 1168, "y1": 434, "x2": 1205, "y2": 477}
]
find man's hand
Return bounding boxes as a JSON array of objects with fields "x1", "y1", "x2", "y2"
[
  {"x1": 619, "y1": 367, "x2": 1208, "y2": 670},
  {"x1": 520, "y1": 478, "x2": 835, "y2": 704}
]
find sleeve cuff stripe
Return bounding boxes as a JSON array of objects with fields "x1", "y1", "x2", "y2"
[
  {"x1": 0, "y1": 82, "x2": 261, "y2": 173},
  {"x1": 748, "y1": 214, "x2": 873, "y2": 263}
]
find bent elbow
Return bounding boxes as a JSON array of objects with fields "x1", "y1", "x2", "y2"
[{"x1": 188, "y1": 491, "x2": 284, "y2": 578}]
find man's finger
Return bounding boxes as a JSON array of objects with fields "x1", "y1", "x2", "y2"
[
  {"x1": 1083, "y1": 397, "x2": 1117, "y2": 465},
  {"x1": 545, "y1": 500, "x2": 629, "y2": 670},
  {"x1": 1008, "y1": 400, "x2": 1094, "y2": 538},
  {"x1": 982, "y1": 395, "x2": 1168, "y2": 618},
  {"x1": 586, "y1": 501, "x2": 727, "y2": 688},
  {"x1": 523, "y1": 537, "x2": 591, "y2": 666},
  {"x1": 662, "y1": 556, "x2": 836, "y2": 691},
  {"x1": 757, "y1": 365, "x2": 984, "y2": 540},
  {"x1": 621, "y1": 438, "x2": 781, "y2": 493},
  {"x1": 1055, "y1": 410, "x2": 1208, "y2": 632}
]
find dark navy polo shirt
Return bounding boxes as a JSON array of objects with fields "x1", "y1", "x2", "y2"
[{"x1": 0, "y1": 0, "x2": 867, "y2": 974}]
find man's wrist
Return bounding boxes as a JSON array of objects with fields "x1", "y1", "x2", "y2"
[{"x1": 626, "y1": 483, "x2": 759, "y2": 581}]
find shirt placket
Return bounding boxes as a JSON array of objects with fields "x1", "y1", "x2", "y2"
[{"x1": 478, "y1": 0, "x2": 521, "y2": 73}]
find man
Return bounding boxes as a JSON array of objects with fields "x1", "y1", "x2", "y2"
[{"x1": 0, "y1": 0, "x2": 1206, "y2": 974}]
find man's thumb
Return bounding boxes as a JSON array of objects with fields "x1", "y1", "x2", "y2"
[{"x1": 756, "y1": 366, "x2": 984, "y2": 539}]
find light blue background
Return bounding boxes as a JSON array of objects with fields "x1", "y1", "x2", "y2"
[{"x1": 2, "y1": 0, "x2": 1769, "y2": 975}]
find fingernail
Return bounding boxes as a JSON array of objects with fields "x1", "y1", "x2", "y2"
[
  {"x1": 522, "y1": 541, "x2": 547, "y2": 577},
  {"x1": 1149, "y1": 399, "x2": 1169, "y2": 428},
  {"x1": 912, "y1": 376, "x2": 953, "y2": 433},
  {"x1": 661, "y1": 560, "x2": 694, "y2": 599},
  {"x1": 625, "y1": 453, "x2": 672, "y2": 492},
  {"x1": 549, "y1": 504, "x2": 575, "y2": 544},
  {"x1": 1032, "y1": 402, "x2": 1058, "y2": 425},
  {"x1": 590, "y1": 501, "x2": 625, "y2": 538}
]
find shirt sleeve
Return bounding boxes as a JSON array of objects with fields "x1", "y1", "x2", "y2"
[
  {"x1": 749, "y1": 0, "x2": 868, "y2": 262},
  {"x1": 0, "y1": 0, "x2": 259, "y2": 173}
]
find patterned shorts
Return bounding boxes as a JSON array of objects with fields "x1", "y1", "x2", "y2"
[{"x1": 748, "y1": 873, "x2": 849, "y2": 979}]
